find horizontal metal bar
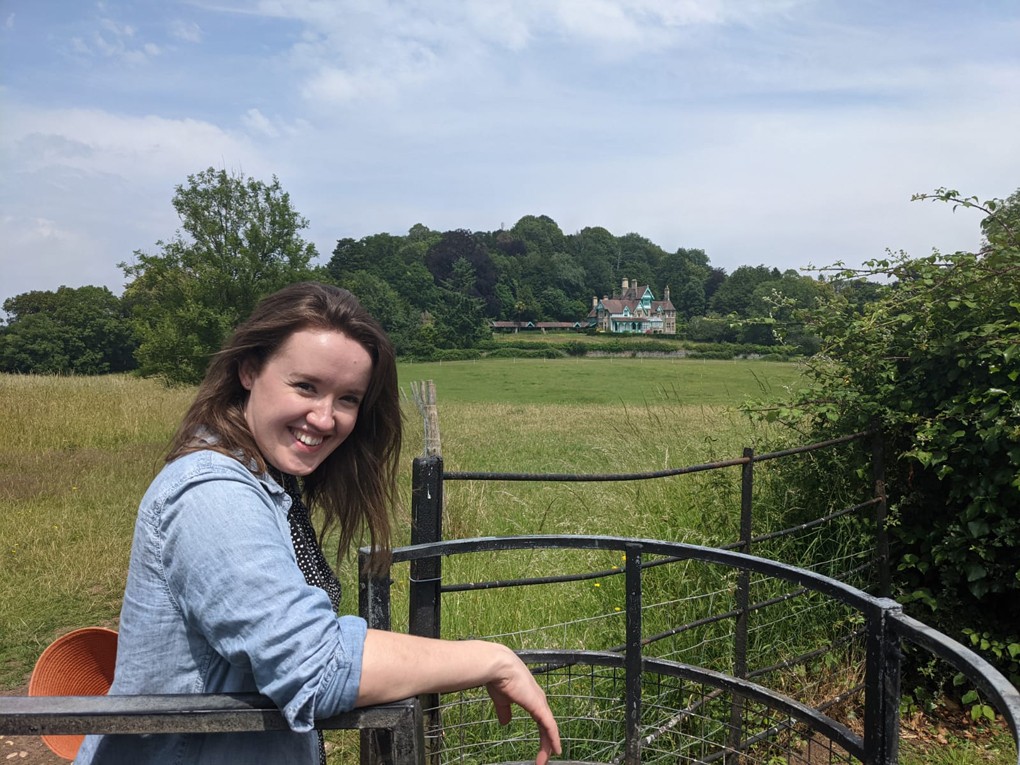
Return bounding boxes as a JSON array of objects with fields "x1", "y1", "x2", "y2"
[
  {"x1": 749, "y1": 431, "x2": 872, "y2": 463},
  {"x1": 740, "y1": 497, "x2": 881, "y2": 546},
  {"x1": 443, "y1": 431, "x2": 872, "y2": 483},
  {"x1": 441, "y1": 565, "x2": 623, "y2": 592},
  {"x1": 748, "y1": 628, "x2": 865, "y2": 680},
  {"x1": 445, "y1": 457, "x2": 749, "y2": 483},
  {"x1": 441, "y1": 527, "x2": 874, "y2": 592},
  {"x1": 516, "y1": 649, "x2": 865, "y2": 762},
  {"x1": 0, "y1": 694, "x2": 419, "y2": 737},
  {"x1": 384, "y1": 536, "x2": 892, "y2": 618}
]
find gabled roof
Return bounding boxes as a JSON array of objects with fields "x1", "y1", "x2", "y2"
[{"x1": 490, "y1": 320, "x2": 535, "y2": 328}]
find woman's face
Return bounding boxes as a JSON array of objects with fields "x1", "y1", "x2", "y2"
[{"x1": 240, "y1": 328, "x2": 373, "y2": 476}]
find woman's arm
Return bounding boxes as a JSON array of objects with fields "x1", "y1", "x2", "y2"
[{"x1": 356, "y1": 629, "x2": 561, "y2": 765}]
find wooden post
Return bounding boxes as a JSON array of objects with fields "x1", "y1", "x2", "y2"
[{"x1": 410, "y1": 380, "x2": 442, "y2": 458}]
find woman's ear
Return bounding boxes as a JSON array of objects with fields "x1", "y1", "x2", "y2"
[{"x1": 239, "y1": 359, "x2": 256, "y2": 390}]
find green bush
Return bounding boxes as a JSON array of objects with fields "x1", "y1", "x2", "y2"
[
  {"x1": 561, "y1": 340, "x2": 588, "y2": 357},
  {"x1": 484, "y1": 347, "x2": 565, "y2": 359},
  {"x1": 748, "y1": 188, "x2": 1020, "y2": 679}
]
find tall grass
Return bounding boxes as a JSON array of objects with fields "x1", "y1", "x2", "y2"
[{"x1": 2, "y1": 361, "x2": 810, "y2": 690}]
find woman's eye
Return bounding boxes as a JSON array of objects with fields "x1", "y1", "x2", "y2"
[{"x1": 295, "y1": 382, "x2": 315, "y2": 393}]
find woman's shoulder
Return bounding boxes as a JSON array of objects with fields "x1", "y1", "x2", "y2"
[{"x1": 148, "y1": 449, "x2": 271, "y2": 501}]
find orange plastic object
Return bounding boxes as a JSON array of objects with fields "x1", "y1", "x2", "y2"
[{"x1": 28, "y1": 627, "x2": 118, "y2": 760}]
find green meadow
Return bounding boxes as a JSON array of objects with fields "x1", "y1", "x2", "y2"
[
  {"x1": 0, "y1": 358, "x2": 806, "y2": 691},
  {"x1": 3, "y1": 360, "x2": 1011, "y2": 765},
  {"x1": 397, "y1": 356, "x2": 803, "y2": 407}
]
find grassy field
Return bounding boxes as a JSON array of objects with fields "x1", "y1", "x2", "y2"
[
  {"x1": 1, "y1": 360, "x2": 1012, "y2": 764},
  {"x1": 1, "y1": 359, "x2": 803, "y2": 689},
  {"x1": 397, "y1": 356, "x2": 803, "y2": 406}
]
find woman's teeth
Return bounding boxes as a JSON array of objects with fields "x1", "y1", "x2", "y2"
[{"x1": 292, "y1": 430, "x2": 323, "y2": 447}]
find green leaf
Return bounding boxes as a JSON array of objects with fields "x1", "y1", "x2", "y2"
[
  {"x1": 962, "y1": 690, "x2": 979, "y2": 704},
  {"x1": 965, "y1": 562, "x2": 988, "y2": 582},
  {"x1": 967, "y1": 520, "x2": 990, "y2": 538}
]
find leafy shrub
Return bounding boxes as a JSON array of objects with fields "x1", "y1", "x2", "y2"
[
  {"x1": 748, "y1": 188, "x2": 1020, "y2": 679},
  {"x1": 688, "y1": 350, "x2": 734, "y2": 360},
  {"x1": 485, "y1": 347, "x2": 565, "y2": 359},
  {"x1": 561, "y1": 340, "x2": 588, "y2": 357}
]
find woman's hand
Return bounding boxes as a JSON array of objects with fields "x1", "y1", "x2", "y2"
[
  {"x1": 485, "y1": 652, "x2": 561, "y2": 765},
  {"x1": 357, "y1": 630, "x2": 561, "y2": 764}
]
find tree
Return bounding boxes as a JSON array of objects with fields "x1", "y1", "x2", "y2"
[
  {"x1": 708, "y1": 265, "x2": 774, "y2": 317},
  {"x1": 657, "y1": 249, "x2": 709, "y2": 319},
  {"x1": 424, "y1": 230, "x2": 499, "y2": 314},
  {"x1": 753, "y1": 188, "x2": 1020, "y2": 678},
  {"x1": 569, "y1": 226, "x2": 617, "y2": 300},
  {"x1": 0, "y1": 286, "x2": 136, "y2": 374},
  {"x1": 123, "y1": 168, "x2": 320, "y2": 385}
]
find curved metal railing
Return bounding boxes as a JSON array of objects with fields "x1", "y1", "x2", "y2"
[{"x1": 361, "y1": 535, "x2": 1020, "y2": 765}]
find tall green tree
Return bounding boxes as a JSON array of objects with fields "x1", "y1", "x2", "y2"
[
  {"x1": 708, "y1": 265, "x2": 775, "y2": 317},
  {"x1": 123, "y1": 168, "x2": 320, "y2": 385},
  {"x1": 0, "y1": 286, "x2": 136, "y2": 374}
]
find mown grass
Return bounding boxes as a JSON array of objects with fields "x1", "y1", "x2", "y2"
[{"x1": 395, "y1": 356, "x2": 803, "y2": 406}]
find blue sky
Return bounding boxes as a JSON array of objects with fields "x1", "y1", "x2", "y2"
[{"x1": 2, "y1": 0, "x2": 1018, "y2": 305}]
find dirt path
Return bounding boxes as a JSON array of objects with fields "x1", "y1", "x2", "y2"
[{"x1": 2, "y1": 734, "x2": 65, "y2": 765}]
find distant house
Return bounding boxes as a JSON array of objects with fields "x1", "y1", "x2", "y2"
[{"x1": 588, "y1": 278, "x2": 677, "y2": 334}]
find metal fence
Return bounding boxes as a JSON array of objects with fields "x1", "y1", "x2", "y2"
[
  {"x1": 402, "y1": 431, "x2": 888, "y2": 756},
  {"x1": 0, "y1": 695, "x2": 423, "y2": 765},
  {"x1": 3, "y1": 432, "x2": 1018, "y2": 764},
  {"x1": 362, "y1": 535, "x2": 1020, "y2": 765}
]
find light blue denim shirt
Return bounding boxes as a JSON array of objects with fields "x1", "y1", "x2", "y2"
[{"x1": 75, "y1": 449, "x2": 367, "y2": 765}]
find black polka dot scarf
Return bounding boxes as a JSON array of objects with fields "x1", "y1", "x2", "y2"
[
  {"x1": 273, "y1": 469, "x2": 344, "y2": 764},
  {"x1": 279, "y1": 472, "x2": 343, "y2": 611}
]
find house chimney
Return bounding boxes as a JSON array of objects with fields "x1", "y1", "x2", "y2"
[
  {"x1": 622, "y1": 277, "x2": 629, "y2": 291},
  {"x1": 592, "y1": 295, "x2": 598, "y2": 309},
  {"x1": 664, "y1": 285, "x2": 670, "y2": 302}
]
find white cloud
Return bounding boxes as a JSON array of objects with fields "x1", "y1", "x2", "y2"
[
  {"x1": 5, "y1": 13, "x2": 14, "y2": 30},
  {"x1": 0, "y1": 104, "x2": 285, "y2": 299},
  {"x1": 170, "y1": 20, "x2": 203, "y2": 43},
  {"x1": 99, "y1": 17, "x2": 135, "y2": 38},
  {"x1": 70, "y1": 11, "x2": 160, "y2": 64},
  {"x1": 241, "y1": 108, "x2": 279, "y2": 138}
]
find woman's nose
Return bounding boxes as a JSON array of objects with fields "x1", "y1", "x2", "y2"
[{"x1": 307, "y1": 400, "x2": 334, "y2": 430}]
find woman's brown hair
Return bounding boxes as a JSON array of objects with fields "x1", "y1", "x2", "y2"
[{"x1": 167, "y1": 282, "x2": 401, "y2": 571}]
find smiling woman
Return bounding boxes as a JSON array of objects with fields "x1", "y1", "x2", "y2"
[{"x1": 73, "y1": 283, "x2": 560, "y2": 765}]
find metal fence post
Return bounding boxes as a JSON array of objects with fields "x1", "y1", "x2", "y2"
[
  {"x1": 871, "y1": 426, "x2": 891, "y2": 598},
  {"x1": 863, "y1": 599, "x2": 902, "y2": 765},
  {"x1": 624, "y1": 543, "x2": 644, "y2": 765},
  {"x1": 359, "y1": 551, "x2": 392, "y2": 631},
  {"x1": 726, "y1": 447, "x2": 754, "y2": 759},
  {"x1": 360, "y1": 552, "x2": 394, "y2": 765},
  {"x1": 409, "y1": 455, "x2": 444, "y2": 765}
]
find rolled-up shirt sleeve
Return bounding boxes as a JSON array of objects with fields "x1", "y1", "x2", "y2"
[{"x1": 158, "y1": 460, "x2": 366, "y2": 731}]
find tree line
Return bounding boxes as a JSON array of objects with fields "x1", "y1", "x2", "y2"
[{"x1": 1, "y1": 167, "x2": 874, "y2": 382}]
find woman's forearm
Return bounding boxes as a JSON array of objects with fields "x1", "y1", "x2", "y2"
[
  {"x1": 355, "y1": 628, "x2": 561, "y2": 765},
  {"x1": 355, "y1": 629, "x2": 516, "y2": 705}
]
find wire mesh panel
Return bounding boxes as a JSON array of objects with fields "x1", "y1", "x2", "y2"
[
  {"x1": 422, "y1": 652, "x2": 864, "y2": 765},
  {"x1": 370, "y1": 536, "x2": 1020, "y2": 765}
]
